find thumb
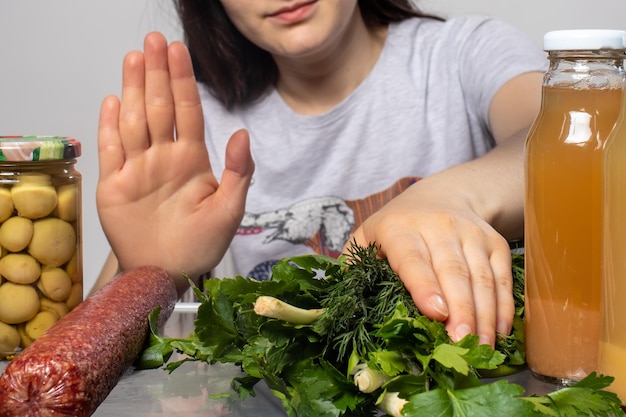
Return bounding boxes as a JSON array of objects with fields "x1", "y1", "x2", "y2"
[{"x1": 219, "y1": 129, "x2": 255, "y2": 214}]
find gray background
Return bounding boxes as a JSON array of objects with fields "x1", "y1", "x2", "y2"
[{"x1": 1, "y1": 1, "x2": 625, "y2": 293}]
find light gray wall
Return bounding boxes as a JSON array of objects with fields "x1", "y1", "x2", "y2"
[
  {"x1": 1, "y1": 1, "x2": 624, "y2": 293},
  {"x1": 0, "y1": 1, "x2": 182, "y2": 293},
  {"x1": 420, "y1": 0, "x2": 626, "y2": 46}
]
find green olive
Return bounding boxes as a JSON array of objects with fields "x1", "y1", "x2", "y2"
[
  {"x1": 25, "y1": 310, "x2": 58, "y2": 340},
  {"x1": 55, "y1": 184, "x2": 78, "y2": 222},
  {"x1": 0, "y1": 216, "x2": 34, "y2": 252},
  {"x1": 0, "y1": 187, "x2": 14, "y2": 222},
  {"x1": 28, "y1": 218, "x2": 76, "y2": 267},
  {"x1": 0, "y1": 322, "x2": 20, "y2": 354},
  {"x1": 11, "y1": 181, "x2": 58, "y2": 219},
  {"x1": 0, "y1": 253, "x2": 41, "y2": 285},
  {"x1": 0, "y1": 282, "x2": 39, "y2": 324},
  {"x1": 37, "y1": 267, "x2": 72, "y2": 302}
]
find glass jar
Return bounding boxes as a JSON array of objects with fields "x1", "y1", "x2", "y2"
[
  {"x1": 0, "y1": 136, "x2": 82, "y2": 360},
  {"x1": 524, "y1": 30, "x2": 625, "y2": 385}
]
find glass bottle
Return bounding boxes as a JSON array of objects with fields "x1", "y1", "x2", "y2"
[
  {"x1": 600, "y1": 50, "x2": 626, "y2": 402},
  {"x1": 524, "y1": 30, "x2": 625, "y2": 385},
  {"x1": 0, "y1": 136, "x2": 82, "y2": 360}
]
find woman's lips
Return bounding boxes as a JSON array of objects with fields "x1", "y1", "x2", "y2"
[{"x1": 269, "y1": 1, "x2": 317, "y2": 25}]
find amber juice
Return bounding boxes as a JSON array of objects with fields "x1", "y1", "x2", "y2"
[
  {"x1": 525, "y1": 86, "x2": 621, "y2": 383},
  {"x1": 599, "y1": 95, "x2": 626, "y2": 401}
]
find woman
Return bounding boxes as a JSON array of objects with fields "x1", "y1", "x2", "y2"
[{"x1": 95, "y1": 0, "x2": 545, "y2": 347}]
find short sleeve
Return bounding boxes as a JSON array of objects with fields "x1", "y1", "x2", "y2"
[{"x1": 453, "y1": 16, "x2": 547, "y2": 131}]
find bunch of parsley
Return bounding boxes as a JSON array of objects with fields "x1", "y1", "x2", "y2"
[{"x1": 138, "y1": 243, "x2": 623, "y2": 417}]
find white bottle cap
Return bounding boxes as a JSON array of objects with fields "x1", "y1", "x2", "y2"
[{"x1": 543, "y1": 29, "x2": 625, "y2": 51}]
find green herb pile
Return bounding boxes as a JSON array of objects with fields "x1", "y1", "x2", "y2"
[{"x1": 138, "y1": 243, "x2": 623, "y2": 417}]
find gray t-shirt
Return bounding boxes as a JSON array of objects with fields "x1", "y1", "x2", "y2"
[{"x1": 199, "y1": 15, "x2": 547, "y2": 280}]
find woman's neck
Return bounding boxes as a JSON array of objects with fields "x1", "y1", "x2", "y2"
[{"x1": 274, "y1": 17, "x2": 388, "y2": 115}]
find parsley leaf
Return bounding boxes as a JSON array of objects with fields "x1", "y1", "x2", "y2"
[
  {"x1": 402, "y1": 380, "x2": 537, "y2": 416},
  {"x1": 138, "y1": 242, "x2": 624, "y2": 417}
]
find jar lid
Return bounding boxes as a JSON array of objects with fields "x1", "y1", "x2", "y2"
[
  {"x1": 544, "y1": 29, "x2": 625, "y2": 51},
  {"x1": 0, "y1": 136, "x2": 81, "y2": 161}
]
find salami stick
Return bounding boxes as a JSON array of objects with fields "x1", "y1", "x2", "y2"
[{"x1": 0, "y1": 265, "x2": 177, "y2": 417}]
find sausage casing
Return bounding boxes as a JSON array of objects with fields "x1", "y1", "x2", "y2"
[{"x1": 0, "y1": 265, "x2": 177, "y2": 417}]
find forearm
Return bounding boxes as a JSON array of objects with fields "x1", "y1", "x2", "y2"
[
  {"x1": 465, "y1": 129, "x2": 526, "y2": 240},
  {"x1": 415, "y1": 129, "x2": 526, "y2": 241}
]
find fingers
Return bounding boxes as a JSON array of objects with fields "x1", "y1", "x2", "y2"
[
  {"x1": 143, "y1": 32, "x2": 175, "y2": 145},
  {"x1": 374, "y1": 233, "x2": 451, "y2": 323},
  {"x1": 218, "y1": 129, "x2": 255, "y2": 216},
  {"x1": 462, "y1": 240, "x2": 514, "y2": 346},
  {"x1": 97, "y1": 95, "x2": 123, "y2": 180},
  {"x1": 439, "y1": 235, "x2": 513, "y2": 346},
  {"x1": 118, "y1": 32, "x2": 200, "y2": 159},
  {"x1": 351, "y1": 220, "x2": 514, "y2": 348},
  {"x1": 118, "y1": 49, "x2": 149, "y2": 158},
  {"x1": 441, "y1": 242, "x2": 497, "y2": 346},
  {"x1": 428, "y1": 241, "x2": 479, "y2": 343},
  {"x1": 350, "y1": 227, "x2": 451, "y2": 324},
  {"x1": 168, "y1": 41, "x2": 204, "y2": 144},
  {"x1": 490, "y1": 244, "x2": 515, "y2": 336}
]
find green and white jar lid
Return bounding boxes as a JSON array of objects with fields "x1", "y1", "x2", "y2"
[{"x1": 0, "y1": 136, "x2": 81, "y2": 162}]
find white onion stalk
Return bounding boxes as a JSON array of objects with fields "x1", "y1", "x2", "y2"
[
  {"x1": 377, "y1": 391, "x2": 408, "y2": 417},
  {"x1": 352, "y1": 364, "x2": 389, "y2": 393},
  {"x1": 349, "y1": 364, "x2": 406, "y2": 417},
  {"x1": 253, "y1": 296, "x2": 325, "y2": 325}
]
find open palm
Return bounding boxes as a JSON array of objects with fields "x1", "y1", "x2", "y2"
[{"x1": 96, "y1": 33, "x2": 254, "y2": 289}]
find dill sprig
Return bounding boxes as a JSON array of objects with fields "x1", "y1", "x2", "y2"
[
  {"x1": 313, "y1": 241, "x2": 418, "y2": 360},
  {"x1": 511, "y1": 253, "x2": 525, "y2": 317},
  {"x1": 314, "y1": 242, "x2": 527, "y2": 367}
]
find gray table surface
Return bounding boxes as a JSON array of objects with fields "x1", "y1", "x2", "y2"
[{"x1": 0, "y1": 309, "x2": 561, "y2": 416}]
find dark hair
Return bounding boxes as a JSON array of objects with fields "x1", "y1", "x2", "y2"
[{"x1": 174, "y1": 1, "x2": 440, "y2": 109}]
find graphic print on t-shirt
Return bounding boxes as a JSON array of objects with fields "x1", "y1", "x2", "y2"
[{"x1": 237, "y1": 177, "x2": 420, "y2": 280}]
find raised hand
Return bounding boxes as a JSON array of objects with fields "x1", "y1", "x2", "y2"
[{"x1": 96, "y1": 32, "x2": 254, "y2": 294}]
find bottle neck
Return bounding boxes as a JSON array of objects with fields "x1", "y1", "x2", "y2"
[
  {"x1": 546, "y1": 50, "x2": 625, "y2": 89},
  {"x1": 548, "y1": 49, "x2": 626, "y2": 60}
]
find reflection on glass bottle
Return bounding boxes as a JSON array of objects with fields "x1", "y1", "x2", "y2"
[{"x1": 564, "y1": 111, "x2": 592, "y2": 145}]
